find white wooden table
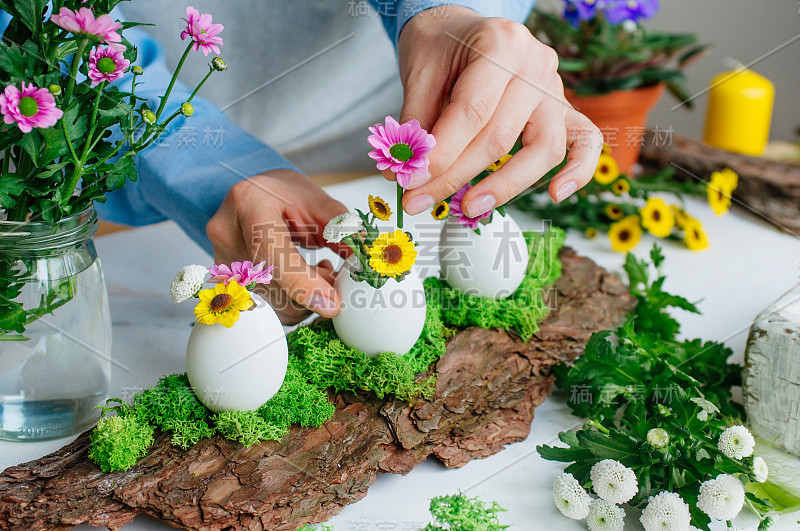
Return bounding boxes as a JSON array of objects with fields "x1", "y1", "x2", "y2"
[{"x1": 2, "y1": 175, "x2": 799, "y2": 530}]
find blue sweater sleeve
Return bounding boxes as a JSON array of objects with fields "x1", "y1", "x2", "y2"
[
  {"x1": 369, "y1": 0, "x2": 537, "y2": 45},
  {"x1": 96, "y1": 25, "x2": 299, "y2": 254}
]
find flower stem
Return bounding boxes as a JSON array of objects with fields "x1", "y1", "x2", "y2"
[
  {"x1": 396, "y1": 183, "x2": 404, "y2": 229},
  {"x1": 155, "y1": 43, "x2": 193, "y2": 120},
  {"x1": 64, "y1": 37, "x2": 88, "y2": 103},
  {"x1": 186, "y1": 68, "x2": 215, "y2": 103}
]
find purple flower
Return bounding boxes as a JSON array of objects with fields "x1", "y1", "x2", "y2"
[
  {"x1": 368, "y1": 116, "x2": 436, "y2": 188},
  {"x1": 87, "y1": 46, "x2": 130, "y2": 86},
  {"x1": 449, "y1": 183, "x2": 491, "y2": 230},
  {"x1": 208, "y1": 261, "x2": 275, "y2": 287},
  {"x1": 563, "y1": 0, "x2": 603, "y2": 27},
  {"x1": 0, "y1": 82, "x2": 64, "y2": 134},
  {"x1": 181, "y1": 6, "x2": 224, "y2": 56},
  {"x1": 604, "y1": 0, "x2": 659, "y2": 24}
]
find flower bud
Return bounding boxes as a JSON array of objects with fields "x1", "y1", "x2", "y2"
[
  {"x1": 646, "y1": 428, "x2": 669, "y2": 449},
  {"x1": 142, "y1": 110, "x2": 156, "y2": 125},
  {"x1": 132, "y1": 65, "x2": 144, "y2": 75},
  {"x1": 211, "y1": 57, "x2": 227, "y2": 72},
  {"x1": 48, "y1": 84, "x2": 62, "y2": 95},
  {"x1": 180, "y1": 102, "x2": 194, "y2": 117}
]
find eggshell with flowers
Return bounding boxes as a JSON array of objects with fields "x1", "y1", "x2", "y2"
[
  {"x1": 439, "y1": 211, "x2": 529, "y2": 299},
  {"x1": 186, "y1": 293, "x2": 287, "y2": 413},
  {"x1": 333, "y1": 255, "x2": 426, "y2": 357}
]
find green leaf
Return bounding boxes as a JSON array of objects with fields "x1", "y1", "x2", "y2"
[
  {"x1": 576, "y1": 430, "x2": 640, "y2": 461},
  {"x1": 537, "y1": 443, "x2": 594, "y2": 462},
  {"x1": 0, "y1": 42, "x2": 26, "y2": 78},
  {"x1": 0, "y1": 173, "x2": 26, "y2": 207},
  {"x1": 17, "y1": 130, "x2": 41, "y2": 166},
  {"x1": 11, "y1": 0, "x2": 41, "y2": 34}
]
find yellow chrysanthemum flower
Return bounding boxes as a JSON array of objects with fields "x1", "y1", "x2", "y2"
[
  {"x1": 639, "y1": 197, "x2": 675, "y2": 238},
  {"x1": 487, "y1": 153, "x2": 513, "y2": 172},
  {"x1": 368, "y1": 195, "x2": 392, "y2": 221},
  {"x1": 683, "y1": 219, "x2": 709, "y2": 251},
  {"x1": 368, "y1": 230, "x2": 417, "y2": 277},
  {"x1": 194, "y1": 280, "x2": 253, "y2": 328},
  {"x1": 713, "y1": 168, "x2": 739, "y2": 192},
  {"x1": 611, "y1": 178, "x2": 630, "y2": 196},
  {"x1": 431, "y1": 200, "x2": 449, "y2": 220},
  {"x1": 707, "y1": 172, "x2": 734, "y2": 216},
  {"x1": 608, "y1": 216, "x2": 642, "y2": 253},
  {"x1": 585, "y1": 227, "x2": 598, "y2": 239},
  {"x1": 593, "y1": 153, "x2": 620, "y2": 185},
  {"x1": 601, "y1": 143, "x2": 612, "y2": 155},
  {"x1": 671, "y1": 205, "x2": 691, "y2": 228},
  {"x1": 605, "y1": 203, "x2": 624, "y2": 221}
]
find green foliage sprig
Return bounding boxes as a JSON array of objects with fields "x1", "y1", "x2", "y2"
[
  {"x1": 539, "y1": 245, "x2": 771, "y2": 530},
  {"x1": 422, "y1": 492, "x2": 509, "y2": 531}
]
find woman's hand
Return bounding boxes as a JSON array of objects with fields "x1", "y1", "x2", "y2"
[
  {"x1": 395, "y1": 7, "x2": 603, "y2": 217},
  {"x1": 206, "y1": 170, "x2": 348, "y2": 325}
]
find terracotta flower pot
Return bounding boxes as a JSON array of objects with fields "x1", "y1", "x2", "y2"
[{"x1": 565, "y1": 84, "x2": 664, "y2": 175}]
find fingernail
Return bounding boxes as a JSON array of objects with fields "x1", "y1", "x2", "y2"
[
  {"x1": 405, "y1": 194, "x2": 434, "y2": 216},
  {"x1": 466, "y1": 194, "x2": 496, "y2": 218},
  {"x1": 555, "y1": 180, "x2": 578, "y2": 202},
  {"x1": 406, "y1": 171, "x2": 432, "y2": 189},
  {"x1": 308, "y1": 291, "x2": 337, "y2": 318}
]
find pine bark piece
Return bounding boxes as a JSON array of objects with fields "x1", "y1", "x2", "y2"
[
  {"x1": 639, "y1": 130, "x2": 800, "y2": 235},
  {"x1": 0, "y1": 248, "x2": 633, "y2": 531}
]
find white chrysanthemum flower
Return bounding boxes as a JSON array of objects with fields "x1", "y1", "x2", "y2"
[
  {"x1": 586, "y1": 499, "x2": 625, "y2": 531},
  {"x1": 553, "y1": 472, "x2": 592, "y2": 520},
  {"x1": 590, "y1": 459, "x2": 639, "y2": 504},
  {"x1": 639, "y1": 491, "x2": 691, "y2": 531},
  {"x1": 170, "y1": 264, "x2": 208, "y2": 303},
  {"x1": 697, "y1": 474, "x2": 745, "y2": 521},
  {"x1": 718, "y1": 425, "x2": 755, "y2": 459},
  {"x1": 753, "y1": 456, "x2": 769, "y2": 483},
  {"x1": 647, "y1": 428, "x2": 669, "y2": 449},
  {"x1": 323, "y1": 212, "x2": 363, "y2": 243}
]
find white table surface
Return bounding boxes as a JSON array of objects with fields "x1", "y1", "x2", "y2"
[{"x1": 2, "y1": 175, "x2": 800, "y2": 531}]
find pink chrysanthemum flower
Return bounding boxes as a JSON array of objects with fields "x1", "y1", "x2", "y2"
[
  {"x1": 87, "y1": 46, "x2": 130, "y2": 86},
  {"x1": 50, "y1": 7, "x2": 125, "y2": 52},
  {"x1": 368, "y1": 116, "x2": 436, "y2": 188},
  {"x1": 208, "y1": 261, "x2": 275, "y2": 287},
  {"x1": 449, "y1": 183, "x2": 491, "y2": 230},
  {"x1": 0, "y1": 83, "x2": 64, "y2": 134},
  {"x1": 181, "y1": 7, "x2": 224, "y2": 56}
]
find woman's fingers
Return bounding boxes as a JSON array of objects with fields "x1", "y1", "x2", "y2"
[
  {"x1": 547, "y1": 108, "x2": 604, "y2": 203},
  {"x1": 459, "y1": 97, "x2": 570, "y2": 215},
  {"x1": 406, "y1": 77, "x2": 540, "y2": 214},
  {"x1": 427, "y1": 56, "x2": 516, "y2": 178}
]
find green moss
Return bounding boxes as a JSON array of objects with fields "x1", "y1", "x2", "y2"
[
  {"x1": 131, "y1": 373, "x2": 215, "y2": 449},
  {"x1": 215, "y1": 410, "x2": 287, "y2": 447},
  {"x1": 257, "y1": 359, "x2": 336, "y2": 428},
  {"x1": 429, "y1": 227, "x2": 565, "y2": 342},
  {"x1": 88, "y1": 415, "x2": 154, "y2": 472}
]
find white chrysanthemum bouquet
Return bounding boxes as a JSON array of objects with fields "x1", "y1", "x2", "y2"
[{"x1": 540, "y1": 247, "x2": 776, "y2": 531}]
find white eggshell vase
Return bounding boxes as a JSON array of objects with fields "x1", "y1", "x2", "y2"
[
  {"x1": 439, "y1": 211, "x2": 530, "y2": 299},
  {"x1": 332, "y1": 255, "x2": 427, "y2": 357},
  {"x1": 186, "y1": 294, "x2": 288, "y2": 413}
]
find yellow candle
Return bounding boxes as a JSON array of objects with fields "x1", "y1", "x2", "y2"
[{"x1": 703, "y1": 68, "x2": 775, "y2": 156}]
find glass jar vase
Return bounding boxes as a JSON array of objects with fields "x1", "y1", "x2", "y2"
[{"x1": 0, "y1": 207, "x2": 111, "y2": 440}]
